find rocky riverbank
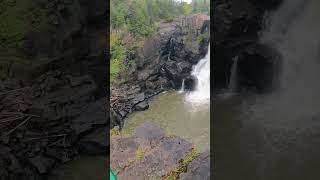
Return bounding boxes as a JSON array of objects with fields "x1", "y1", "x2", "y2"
[
  {"x1": 111, "y1": 123, "x2": 210, "y2": 179},
  {"x1": 111, "y1": 14, "x2": 210, "y2": 129},
  {"x1": 0, "y1": 0, "x2": 108, "y2": 179}
]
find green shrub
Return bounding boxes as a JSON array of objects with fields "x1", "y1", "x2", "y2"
[
  {"x1": 110, "y1": 33, "x2": 127, "y2": 82},
  {"x1": 197, "y1": 32, "x2": 209, "y2": 44}
]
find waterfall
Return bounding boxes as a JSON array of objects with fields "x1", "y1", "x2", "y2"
[
  {"x1": 252, "y1": 0, "x2": 320, "y2": 121},
  {"x1": 179, "y1": 79, "x2": 185, "y2": 93},
  {"x1": 228, "y1": 56, "x2": 238, "y2": 92},
  {"x1": 261, "y1": 0, "x2": 320, "y2": 90},
  {"x1": 186, "y1": 44, "x2": 210, "y2": 104}
]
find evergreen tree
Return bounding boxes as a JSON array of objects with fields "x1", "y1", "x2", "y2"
[{"x1": 191, "y1": 0, "x2": 210, "y2": 13}]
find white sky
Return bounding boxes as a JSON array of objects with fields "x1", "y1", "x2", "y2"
[{"x1": 180, "y1": 0, "x2": 192, "y2": 4}]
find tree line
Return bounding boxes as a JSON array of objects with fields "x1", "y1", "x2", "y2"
[{"x1": 111, "y1": 0, "x2": 193, "y2": 37}]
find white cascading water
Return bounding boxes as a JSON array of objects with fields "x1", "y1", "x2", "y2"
[
  {"x1": 179, "y1": 79, "x2": 185, "y2": 93},
  {"x1": 186, "y1": 44, "x2": 210, "y2": 105},
  {"x1": 228, "y1": 56, "x2": 238, "y2": 92},
  {"x1": 251, "y1": 0, "x2": 320, "y2": 122}
]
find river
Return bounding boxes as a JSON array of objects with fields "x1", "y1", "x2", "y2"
[
  {"x1": 47, "y1": 156, "x2": 107, "y2": 180},
  {"x1": 123, "y1": 90, "x2": 210, "y2": 152},
  {"x1": 214, "y1": 90, "x2": 320, "y2": 180}
]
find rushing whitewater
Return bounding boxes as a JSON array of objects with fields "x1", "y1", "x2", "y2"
[{"x1": 186, "y1": 45, "x2": 210, "y2": 105}]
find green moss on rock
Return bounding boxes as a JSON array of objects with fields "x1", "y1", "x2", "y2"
[{"x1": 162, "y1": 147, "x2": 200, "y2": 180}]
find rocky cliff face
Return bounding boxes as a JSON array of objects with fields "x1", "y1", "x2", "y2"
[
  {"x1": 0, "y1": 1, "x2": 107, "y2": 179},
  {"x1": 110, "y1": 14, "x2": 210, "y2": 129},
  {"x1": 213, "y1": 0, "x2": 282, "y2": 93}
]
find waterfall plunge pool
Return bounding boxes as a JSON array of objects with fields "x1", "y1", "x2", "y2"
[
  {"x1": 123, "y1": 44, "x2": 211, "y2": 152},
  {"x1": 122, "y1": 90, "x2": 210, "y2": 152}
]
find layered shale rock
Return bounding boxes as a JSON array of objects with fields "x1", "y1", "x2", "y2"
[{"x1": 111, "y1": 123, "x2": 210, "y2": 180}]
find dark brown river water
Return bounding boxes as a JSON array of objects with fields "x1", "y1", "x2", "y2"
[
  {"x1": 123, "y1": 91, "x2": 210, "y2": 152},
  {"x1": 48, "y1": 156, "x2": 107, "y2": 180},
  {"x1": 213, "y1": 91, "x2": 320, "y2": 180}
]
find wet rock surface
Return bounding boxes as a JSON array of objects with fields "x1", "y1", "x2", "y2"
[
  {"x1": 134, "y1": 101, "x2": 149, "y2": 111},
  {"x1": 110, "y1": 123, "x2": 210, "y2": 180},
  {"x1": 29, "y1": 155, "x2": 56, "y2": 174},
  {"x1": 111, "y1": 14, "x2": 210, "y2": 129},
  {"x1": 184, "y1": 75, "x2": 198, "y2": 91}
]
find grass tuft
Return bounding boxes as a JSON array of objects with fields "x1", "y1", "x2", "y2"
[
  {"x1": 162, "y1": 147, "x2": 200, "y2": 180},
  {"x1": 110, "y1": 128, "x2": 131, "y2": 139},
  {"x1": 135, "y1": 146, "x2": 146, "y2": 161},
  {"x1": 165, "y1": 129, "x2": 177, "y2": 139},
  {"x1": 110, "y1": 128, "x2": 121, "y2": 137}
]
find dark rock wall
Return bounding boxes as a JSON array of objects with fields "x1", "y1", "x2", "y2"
[
  {"x1": 213, "y1": 0, "x2": 283, "y2": 93},
  {"x1": 0, "y1": 1, "x2": 108, "y2": 179}
]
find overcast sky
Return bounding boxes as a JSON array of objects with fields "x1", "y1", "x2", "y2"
[{"x1": 180, "y1": 0, "x2": 192, "y2": 4}]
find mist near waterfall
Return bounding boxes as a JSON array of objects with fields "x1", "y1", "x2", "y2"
[{"x1": 251, "y1": 0, "x2": 320, "y2": 123}]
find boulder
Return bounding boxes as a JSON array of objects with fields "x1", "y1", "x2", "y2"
[
  {"x1": 45, "y1": 148, "x2": 70, "y2": 163},
  {"x1": 180, "y1": 151, "x2": 210, "y2": 180},
  {"x1": 135, "y1": 101, "x2": 149, "y2": 111},
  {"x1": 67, "y1": 75, "x2": 94, "y2": 87},
  {"x1": 70, "y1": 98, "x2": 107, "y2": 135},
  {"x1": 162, "y1": 62, "x2": 182, "y2": 89},
  {"x1": 145, "y1": 80, "x2": 156, "y2": 90},
  {"x1": 78, "y1": 127, "x2": 109, "y2": 155},
  {"x1": 132, "y1": 93, "x2": 145, "y2": 105},
  {"x1": 138, "y1": 69, "x2": 156, "y2": 81},
  {"x1": 177, "y1": 61, "x2": 192, "y2": 74},
  {"x1": 110, "y1": 108, "x2": 121, "y2": 128},
  {"x1": 184, "y1": 75, "x2": 198, "y2": 91},
  {"x1": 29, "y1": 155, "x2": 56, "y2": 174}
]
